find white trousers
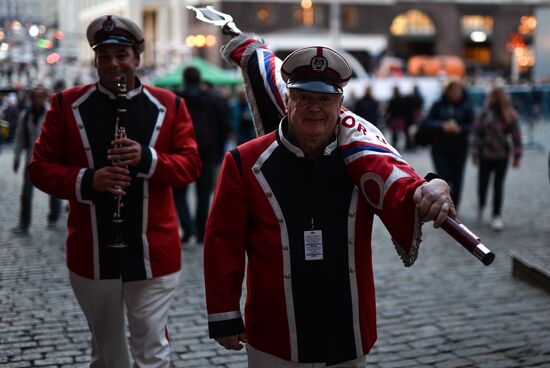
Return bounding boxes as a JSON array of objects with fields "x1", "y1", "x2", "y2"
[
  {"x1": 247, "y1": 344, "x2": 367, "y2": 368},
  {"x1": 69, "y1": 271, "x2": 180, "y2": 368}
]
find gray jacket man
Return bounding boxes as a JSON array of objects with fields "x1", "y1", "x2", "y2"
[{"x1": 12, "y1": 86, "x2": 60, "y2": 234}]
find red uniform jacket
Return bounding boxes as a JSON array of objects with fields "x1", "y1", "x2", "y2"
[
  {"x1": 29, "y1": 81, "x2": 201, "y2": 281},
  {"x1": 205, "y1": 118, "x2": 424, "y2": 365}
]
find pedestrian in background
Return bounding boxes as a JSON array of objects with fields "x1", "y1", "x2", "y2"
[
  {"x1": 174, "y1": 66, "x2": 228, "y2": 243},
  {"x1": 385, "y1": 85, "x2": 407, "y2": 149},
  {"x1": 353, "y1": 85, "x2": 381, "y2": 128},
  {"x1": 1, "y1": 90, "x2": 24, "y2": 143},
  {"x1": 423, "y1": 79, "x2": 475, "y2": 210},
  {"x1": 52, "y1": 79, "x2": 66, "y2": 94},
  {"x1": 472, "y1": 86, "x2": 522, "y2": 231},
  {"x1": 403, "y1": 84, "x2": 424, "y2": 151},
  {"x1": 204, "y1": 81, "x2": 231, "y2": 164},
  {"x1": 11, "y1": 86, "x2": 61, "y2": 234},
  {"x1": 0, "y1": 94, "x2": 6, "y2": 152},
  {"x1": 29, "y1": 15, "x2": 201, "y2": 367},
  {"x1": 231, "y1": 88, "x2": 255, "y2": 145}
]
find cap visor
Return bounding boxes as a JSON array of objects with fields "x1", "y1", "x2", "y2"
[
  {"x1": 92, "y1": 36, "x2": 134, "y2": 49},
  {"x1": 287, "y1": 80, "x2": 342, "y2": 94}
]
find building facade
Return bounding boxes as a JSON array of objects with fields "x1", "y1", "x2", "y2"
[
  {"x1": 54, "y1": 0, "x2": 545, "y2": 80},
  {"x1": 214, "y1": 0, "x2": 541, "y2": 78},
  {"x1": 0, "y1": 0, "x2": 58, "y2": 26},
  {"x1": 0, "y1": 0, "x2": 58, "y2": 71}
]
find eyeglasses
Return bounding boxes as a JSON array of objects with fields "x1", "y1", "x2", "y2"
[{"x1": 289, "y1": 92, "x2": 341, "y2": 107}]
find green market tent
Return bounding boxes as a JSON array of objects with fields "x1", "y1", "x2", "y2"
[{"x1": 153, "y1": 57, "x2": 242, "y2": 88}]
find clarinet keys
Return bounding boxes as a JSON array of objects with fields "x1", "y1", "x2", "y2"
[{"x1": 106, "y1": 76, "x2": 129, "y2": 249}]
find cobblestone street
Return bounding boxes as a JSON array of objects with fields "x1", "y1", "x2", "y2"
[{"x1": 1, "y1": 138, "x2": 549, "y2": 367}]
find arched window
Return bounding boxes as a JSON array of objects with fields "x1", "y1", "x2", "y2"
[
  {"x1": 295, "y1": 0, "x2": 315, "y2": 27},
  {"x1": 390, "y1": 10, "x2": 435, "y2": 36}
]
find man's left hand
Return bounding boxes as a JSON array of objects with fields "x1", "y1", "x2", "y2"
[
  {"x1": 108, "y1": 138, "x2": 142, "y2": 167},
  {"x1": 413, "y1": 178, "x2": 456, "y2": 228},
  {"x1": 215, "y1": 333, "x2": 248, "y2": 351}
]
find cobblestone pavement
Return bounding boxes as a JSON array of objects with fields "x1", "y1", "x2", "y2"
[{"x1": 1, "y1": 138, "x2": 549, "y2": 368}]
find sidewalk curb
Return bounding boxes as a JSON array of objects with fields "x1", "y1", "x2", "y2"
[{"x1": 510, "y1": 249, "x2": 550, "y2": 293}]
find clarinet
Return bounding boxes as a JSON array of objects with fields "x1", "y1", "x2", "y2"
[{"x1": 107, "y1": 76, "x2": 129, "y2": 248}]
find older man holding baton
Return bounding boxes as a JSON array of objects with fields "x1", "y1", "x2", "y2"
[{"x1": 203, "y1": 42, "x2": 454, "y2": 368}]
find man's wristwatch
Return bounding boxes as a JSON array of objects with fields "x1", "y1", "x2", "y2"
[{"x1": 424, "y1": 172, "x2": 441, "y2": 182}]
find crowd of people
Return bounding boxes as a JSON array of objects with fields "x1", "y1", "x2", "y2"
[
  {"x1": 347, "y1": 78, "x2": 523, "y2": 230},
  {"x1": 0, "y1": 60, "x2": 38, "y2": 89},
  {"x1": 350, "y1": 84, "x2": 424, "y2": 152},
  {"x1": 1, "y1": 68, "x2": 524, "y2": 239},
  {"x1": 0, "y1": 13, "x2": 527, "y2": 368}
]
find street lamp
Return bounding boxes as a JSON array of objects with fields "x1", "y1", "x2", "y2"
[
  {"x1": 29, "y1": 25, "x2": 40, "y2": 38},
  {"x1": 46, "y1": 52, "x2": 60, "y2": 64},
  {"x1": 185, "y1": 34, "x2": 217, "y2": 48},
  {"x1": 470, "y1": 31, "x2": 487, "y2": 43}
]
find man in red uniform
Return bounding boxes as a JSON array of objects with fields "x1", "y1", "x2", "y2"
[
  {"x1": 29, "y1": 15, "x2": 201, "y2": 367},
  {"x1": 204, "y1": 40, "x2": 455, "y2": 367}
]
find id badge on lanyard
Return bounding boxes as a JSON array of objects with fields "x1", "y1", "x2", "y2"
[{"x1": 304, "y1": 229, "x2": 323, "y2": 260}]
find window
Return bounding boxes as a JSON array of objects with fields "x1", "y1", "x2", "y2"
[
  {"x1": 342, "y1": 5, "x2": 358, "y2": 28},
  {"x1": 390, "y1": 10, "x2": 435, "y2": 37},
  {"x1": 302, "y1": 0, "x2": 314, "y2": 27},
  {"x1": 257, "y1": 6, "x2": 271, "y2": 24},
  {"x1": 462, "y1": 15, "x2": 493, "y2": 36},
  {"x1": 294, "y1": 0, "x2": 326, "y2": 27},
  {"x1": 464, "y1": 45, "x2": 491, "y2": 65}
]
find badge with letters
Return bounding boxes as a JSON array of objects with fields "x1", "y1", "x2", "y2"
[{"x1": 304, "y1": 230, "x2": 323, "y2": 260}]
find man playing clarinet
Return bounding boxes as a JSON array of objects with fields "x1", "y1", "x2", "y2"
[{"x1": 29, "y1": 15, "x2": 201, "y2": 367}]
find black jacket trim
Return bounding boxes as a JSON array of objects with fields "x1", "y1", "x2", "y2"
[
  {"x1": 424, "y1": 172, "x2": 441, "y2": 182},
  {"x1": 81, "y1": 168, "x2": 98, "y2": 202},
  {"x1": 56, "y1": 92, "x2": 63, "y2": 108},
  {"x1": 229, "y1": 148, "x2": 242, "y2": 177},
  {"x1": 137, "y1": 145, "x2": 153, "y2": 175},
  {"x1": 208, "y1": 318, "x2": 245, "y2": 338}
]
